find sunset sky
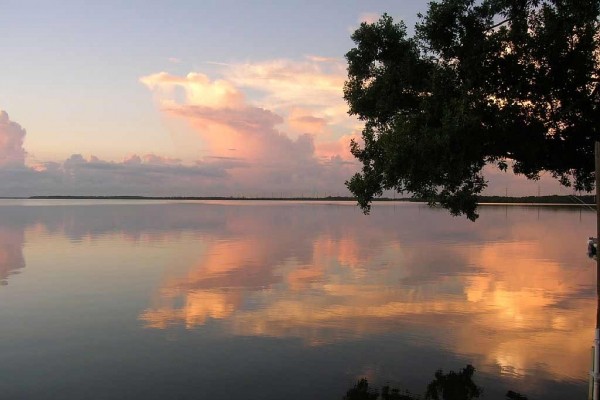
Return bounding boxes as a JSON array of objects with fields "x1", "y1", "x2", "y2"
[{"x1": 0, "y1": 1, "x2": 566, "y2": 197}]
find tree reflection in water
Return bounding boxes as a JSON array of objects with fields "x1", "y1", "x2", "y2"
[{"x1": 344, "y1": 365, "x2": 529, "y2": 400}]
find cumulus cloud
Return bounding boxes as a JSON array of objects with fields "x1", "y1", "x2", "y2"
[
  {"x1": 140, "y1": 67, "x2": 359, "y2": 196},
  {"x1": 0, "y1": 111, "x2": 27, "y2": 167},
  {"x1": 0, "y1": 148, "x2": 249, "y2": 197},
  {"x1": 316, "y1": 132, "x2": 363, "y2": 161},
  {"x1": 288, "y1": 108, "x2": 327, "y2": 134},
  {"x1": 140, "y1": 61, "x2": 569, "y2": 198},
  {"x1": 140, "y1": 72, "x2": 244, "y2": 108},
  {"x1": 0, "y1": 107, "x2": 355, "y2": 197},
  {"x1": 0, "y1": 55, "x2": 564, "y2": 198},
  {"x1": 223, "y1": 59, "x2": 346, "y2": 118}
]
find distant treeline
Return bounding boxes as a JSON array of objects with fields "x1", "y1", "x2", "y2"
[
  {"x1": 27, "y1": 194, "x2": 595, "y2": 205},
  {"x1": 27, "y1": 195, "x2": 361, "y2": 201},
  {"x1": 477, "y1": 194, "x2": 594, "y2": 204}
]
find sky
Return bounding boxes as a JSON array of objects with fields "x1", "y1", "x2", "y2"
[{"x1": 0, "y1": 0, "x2": 567, "y2": 197}]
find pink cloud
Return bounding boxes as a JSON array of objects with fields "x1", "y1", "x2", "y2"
[
  {"x1": 305, "y1": 55, "x2": 340, "y2": 63},
  {"x1": 358, "y1": 12, "x2": 380, "y2": 24},
  {"x1": 166, "y1": 105, "x2": 283, "y2": 134},
  {"x1": 0, "y1": 111, "x2": 26, "y2": 167},
  {"x1": 0, "y1": 109, "x2": 356, "y2": 197},
  {"x1": 316, "y1": 132, "x2": 362, "y2": 161},
  {"x1": 142, "y1": 154, "x2": 182, "y2": 165},
  {"x1": 141, "y1": 70, "x2": 359, "y2": 196},
  {"x1": 288, "y1": 108, "x2": 327, "y2": 134},
  {"x1": 0, "y1": 107, "x2": 579, "y2": 198}
]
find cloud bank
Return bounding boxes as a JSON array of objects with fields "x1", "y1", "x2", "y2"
[
  {"x1": 0, "y1": 56, "x2": 574, "y2": 197},
  {"x1": 139, "y1": 64, "x2": 360, "y2": 197}
]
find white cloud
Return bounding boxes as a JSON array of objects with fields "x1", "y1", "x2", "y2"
[{"x1": 0, "y1": 111, "x2": 27, "y2": 167}]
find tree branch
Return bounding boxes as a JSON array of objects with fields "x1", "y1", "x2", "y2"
[{"x1": 485, "y1": 18, "x2": 511, "y2": 32}]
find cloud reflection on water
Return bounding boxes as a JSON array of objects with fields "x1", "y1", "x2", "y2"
[
  {"x1": 0, "y1": 201, "x2": 593, "y2": 394},
  {"x1": 134, "y1": 203, "x2": 595, "y2": 385},
  {"x1": 0, "y1": 227, "x2": 25, "y2": 286}
]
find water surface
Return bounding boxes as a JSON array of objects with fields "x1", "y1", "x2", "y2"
[{"x1": 0, "y1": 200, "x2": 595, "y2": 399}]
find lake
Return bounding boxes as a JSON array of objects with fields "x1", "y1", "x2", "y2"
[{"x1": 0, "y1": 200, "x2": 595, "y2": 399}]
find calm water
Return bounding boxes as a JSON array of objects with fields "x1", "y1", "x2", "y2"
[{"x1": 0, "y1": 200, "x2": 595, "y2": 399}]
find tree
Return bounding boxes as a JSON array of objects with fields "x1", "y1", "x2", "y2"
[
  {"x1": 344, "y1": 378, "x2": 380, "y2": 400},
  {"x1": 341, "y1": 365, "x2": 529, "y2": 400},
  {"x1": 425, "y1": 365, "x2": 481, "y2": 400},
  {"x1": 344, "y1": 0, "x2": 600, "y2": 220}
]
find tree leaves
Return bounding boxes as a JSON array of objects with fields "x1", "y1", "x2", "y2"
[{"x1": 344, "y1": 0, "x2": 600, "y2": 220}]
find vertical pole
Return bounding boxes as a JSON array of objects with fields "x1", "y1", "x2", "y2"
[{"x1": 594, "y1": 142, "x2": 600, "y2": 400}]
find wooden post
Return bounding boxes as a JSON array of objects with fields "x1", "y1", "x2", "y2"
[
  {"x1": 596, "y1": 142, "x2": 600, "y2": 327},
  {"x1": 594, "y1": 141, "x2": 600, "y2": 400}
]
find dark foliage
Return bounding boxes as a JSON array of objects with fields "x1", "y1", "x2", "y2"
[
  {"x1": 345, "y1": 0, "x2": 600, "y2": 220},
  {"x1": 425, "y1": 365, "x2": 481, "y2": 400},
  {"x1": 506, "y1": 390, "x2": 528, "y2": 400},
  {"x1": 343, "y1": 365, "x2": 530, "y2": 400},
  {"x1": 344, "y1": 378, "x2": 380, "y2": 400}
]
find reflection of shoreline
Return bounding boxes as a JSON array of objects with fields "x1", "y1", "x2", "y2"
[
  {"x1": 18, "y1": 195, "x2": 598, "y2": 207},
  {"x1": 0, "y1": 228, "x2": 25, "y2": 286}
]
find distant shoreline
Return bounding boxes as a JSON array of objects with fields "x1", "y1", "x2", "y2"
[{"x1": 5, "y1": 194, "x2": 592, "y2": 206}]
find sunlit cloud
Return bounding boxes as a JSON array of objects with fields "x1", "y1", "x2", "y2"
[
  {"x1": 305, "y1": 55, "x2": 340, "y2": 63},
  {"x1": 140, "y1": 65, "x2": 359, "y2": 195},
  {"x1": 140, "y1": 72, "x2": 244, "y2": 108},
  {"x1": 316, "y1": 132, "x2": 362, "y2": 161},
  {"x1": 223, "y1": 59, "x2": 347, "y2": 120},
  {"x1": 288, "y1": 108, "x2": 327, "y2": 134},
  {"x1": 0, "y1": 111, "x2": 27, "y2": 167},
  {"x1": 0, "y1": 109, "x2": 355, "y2": 197},
  {"x1": 0, "y1": 51, "x2": 561, "y2": 197},
  {"x1": 358, "y1": 12, "x2": 380, "y2": 24}
]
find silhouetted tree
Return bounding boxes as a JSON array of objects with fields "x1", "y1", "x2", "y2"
[
  {"x1": 344, "y1": 378, "x2": 380, "y2": 400},
  {"x1": 505, "y1": 390, "x2": 528, "y2": 400},
  {"x1": 425, "y1": 365, "x2": 481, "y2": 400},
  {"x1": 344, "y1": 0, "x2": 600, "y2": 220},
  {"x1": 381, "y1": 385, "x2": 419, "y2": 400},
  {"x1": 342, "y1": 365, "x2": 529, "y2": 400}
]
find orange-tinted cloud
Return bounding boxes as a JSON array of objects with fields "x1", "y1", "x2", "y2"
[
  {"x1": 316, "y1": 132, "x2": 362, "y2": 161},
  {"x1": 288, "y1": 108, "x2": 327, "y2": 134},
  {"x1": 140, "y1": 72, "x2": 244, "y2": 108},
  {"x1": 141, "y1": 68, "x2": 359, "y2": 196},
  {"x1": 224, "y1": 59, "x2": 346, "y2": 111}
]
